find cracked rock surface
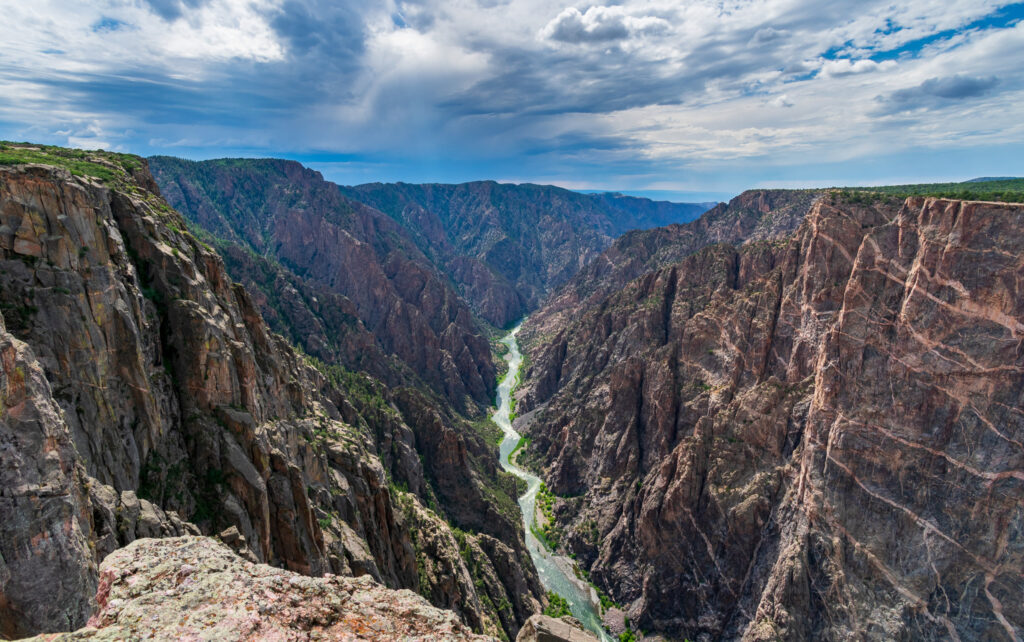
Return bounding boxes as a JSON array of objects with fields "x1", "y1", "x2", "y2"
[{"x1": 25, "y1": 536, "x2": 494, "y2": 642}]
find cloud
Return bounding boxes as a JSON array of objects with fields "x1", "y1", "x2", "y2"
[
  {"x1": 270, "y1": 0, "x2": 365, "y2": 60},
  {"x1": 819, "y1": 58, "x2": 897, "y2": 78},
  {"x1": 0, "y1": 0, "x2": 1022, "y2": 192},
  {"x1": 752, "y1": 27, "x2": 788, "y2": 44},
  {"x1": 141, "y1": 0, "x2": 209, "y2": 22},
  {"x1": 541, "y1": 6, "x2": 670, "y2": 44},
  {"x1": 875, "y1": 74, "x2": 1001, "y2": 113}
]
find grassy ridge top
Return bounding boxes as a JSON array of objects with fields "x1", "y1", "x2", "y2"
[
  {"x1": 0, "y1": 141, "x2": 144, "y2": 185},
  {"x1": 837, "y1": 177, "x2": 1024, "y2": 204}
]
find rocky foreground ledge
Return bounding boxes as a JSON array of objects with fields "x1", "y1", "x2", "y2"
[
  {"x1": 24, "y1": 536, "x2": 491, "y2": 641},
  {"x1": 22, "y1": 536, "x2": 594, "y2": 642}
]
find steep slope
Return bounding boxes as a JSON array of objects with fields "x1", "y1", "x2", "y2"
[
  {"x1": 516, "y1": 194, "x2": 1024, "y2": 640},
  {"x1": 0, "y1": 148, "x2": 542, "y2": 641},
  {"x1": 526, "y1": 189, "x2": 822, "y2": 373},
  {"x1": 148, "y1": 157, "x2": 495, "y2": 414},
  {"x1": 339, "y1": 181, "x2": 711, "y2": 326},
  {"x1": 147, "y1": 157, "x2": 549, "y2": 638}
]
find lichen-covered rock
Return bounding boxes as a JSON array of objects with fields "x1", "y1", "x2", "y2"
[{"x1": 26, "y1": 536, "x2": 496, "y2": 642}]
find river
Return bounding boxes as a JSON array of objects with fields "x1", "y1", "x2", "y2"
[{"x1": 494, "y1": 324, "x2": 614, "y2": 642}]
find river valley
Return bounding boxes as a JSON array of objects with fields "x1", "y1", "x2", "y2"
[{"x1": 494, "y1": 324, "x2": 613, "y2": 642}]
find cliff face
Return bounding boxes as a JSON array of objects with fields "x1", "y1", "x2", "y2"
[
  {"x1": 517, "y1": 194, "x2": 1024, "y2": 640},
  {"x1": 148, "y1": 157, "x2": 495, "y2": 414},
  {"x1": 0, "y1": 155, "x2": 541, "y2": 641},
  {"x1": 147, "y1": 158, "x2": 548, "y2": 637},
  {"x1": 526, "y1": 189, "x2": 822, "y2": 350},
  {"x1": 339, "y1": 182, "x2": 711, "y2": 327}
]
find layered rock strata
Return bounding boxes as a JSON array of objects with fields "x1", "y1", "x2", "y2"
[
  {"x1": 340, "y1": 181, "x2": 711, "y2": 327},
  {"x1": 149, "y1": 157, "x2": 495, "y2": 413}
]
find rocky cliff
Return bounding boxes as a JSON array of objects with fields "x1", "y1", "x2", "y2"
[
  {"x1": 517, "y1": 193, "x2": 1024, "y2": 640},
  {"x1": 147, "y1": 156, "x2": 549, "y2": 637},
  {"x1": 0, "y1": 147, "x2": 542, "y2": 641},
  {"x1": 148, "y1": 157, "x2": 495, "y2": 414},
  {"x1": 526, "y1": 189, "x2": 822, "y2": 350},
  {"x1": 339, "y1": 181, "x2": 711, "y2": 327}
]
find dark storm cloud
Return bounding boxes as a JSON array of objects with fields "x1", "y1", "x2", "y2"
[
  {"x1": 270, "y1": 0, "x2": 365, "y2": 60},
  {"x1": 875, "y1": 75, "x2": 1000, "y2": 114}
]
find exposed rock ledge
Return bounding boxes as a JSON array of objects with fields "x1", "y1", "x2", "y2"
[
  {"x1": 515, "y1": 615, "x2": 600, "y2": 642},
  {"x1": 23, "y1": 536, "x2": 494, "y2": 641}
]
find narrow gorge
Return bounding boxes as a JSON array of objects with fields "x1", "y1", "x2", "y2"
[
  {"x1": 494, "y1": 325, "x2": 612, "y2": 642},
  {"x1": 0, "y1": 143, "x2": 1021, "y2": 642}
]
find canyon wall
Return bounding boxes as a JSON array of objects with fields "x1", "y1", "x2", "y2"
[
  {"x1": 518, "y1": 193, "x2": 1024, "y2": 640},
  {"x1": 0, "y1": 154, "x2": 541, "y2": 640}
]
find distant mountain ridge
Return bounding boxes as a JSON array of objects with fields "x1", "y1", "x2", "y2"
[{"x1": 338, "y1": 180, "x2": 711, "y2": 326}]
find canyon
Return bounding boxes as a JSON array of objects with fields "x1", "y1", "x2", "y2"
[{"x1": 1, "y1": 143, "x2": 1021, "y2": 642}]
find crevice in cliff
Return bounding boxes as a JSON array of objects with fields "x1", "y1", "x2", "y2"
[
  {"x1": 759, "y1": 271, "x2": 785, "y2": 382},
  {"x1": 662, "y1": 266, "x2": 678, "y2": 346}
]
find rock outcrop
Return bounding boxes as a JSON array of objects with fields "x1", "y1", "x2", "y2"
[
  {"x1": 515, "y1": 615, "x2": 601, "y2": 642},
  {"x1": 518, "y1": 194, "x2": 1024, "y2": 640},
  {"x1": 0, "y1": 149, "x2": 542, "y2": 641},
  {"x1": 339, "y1": 181, "x2": 711, "y2": 327},
  {"x1": 26, "y1": 536, "x2": 494, "y2": 641}
]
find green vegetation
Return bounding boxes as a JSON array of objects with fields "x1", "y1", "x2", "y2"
[
  {"x1": 470, "y1": 416, "x2": 505, "y2": 450},
  {"x1": 509, "y1": 435, "x2": 530, "y2": 463},
  {"x1": 534, "y1": 481, "x2": 564, "y2": 549},
  {"x1": 0, "y1": 142, "x2": 143, "y2": 185},
  {"x1": 543, "y1": 591, "x2": 572, "y2": 618},
  {"x1": 834, "y1": 177, "x2": 1024, "y2": 204}
]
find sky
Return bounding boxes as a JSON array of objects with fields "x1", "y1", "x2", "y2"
[{"x1": 1, "y1": 1, "x2": 1022, "y2": 202}]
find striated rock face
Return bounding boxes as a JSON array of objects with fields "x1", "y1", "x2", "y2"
[
  {"x1": 526, "y1": 189, "x2": 822, "y2": 356},
  {"x1": 518, "y1": 195, "x2": 1024, "y2": 640},
  {"x1": 26, "y1": 536, "x2": 495, "y2": 642},
  {"x1": 0, "y1": 311, "x2": 96, "y2": 637},
  {"x1": 148, "y1": 157, "x2": 547, "y2": 638},
  {"x1": 149, "y1": 157, "x2": 495, "y2": 413},
  {"x1": 0, "y1": 156, "x2": 541, "y2": 640},
  {"x1": 339, "y1": 182, "x2": 712, "y2": 327}
]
